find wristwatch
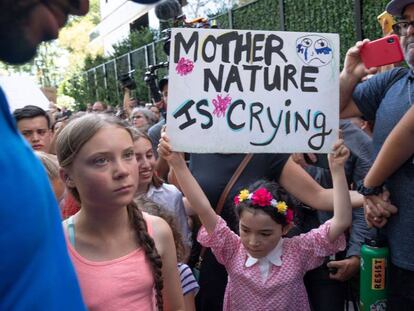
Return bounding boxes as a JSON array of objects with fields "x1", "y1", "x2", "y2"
[{"x1": 356, "y1": 180, "x2": 384, "y2": 196}]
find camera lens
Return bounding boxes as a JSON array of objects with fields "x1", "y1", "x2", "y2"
[{"x1": 387, "y1": 37, "x2": 394, "y2": 43}]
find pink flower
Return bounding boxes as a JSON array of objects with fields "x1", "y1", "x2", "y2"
[
  {"x1": 212, "y1": 94, "x2": 232, "y2": 118},
  {"x1": 286, "y1": 209, "x2": 294, "y2": 224},
  {"x1": 176, "y1": 57, "x2": 194, "y2": 76},
  {"x1": 234, "y1": 195, "x2": 240, "y2": 205},
  {"x1": 251, "y1": 188, "x2": 273, "y2": 207}
]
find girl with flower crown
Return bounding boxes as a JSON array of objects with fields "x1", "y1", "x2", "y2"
[{"x1": 158, "y1": 133, "x2": 352, "y2": 311}]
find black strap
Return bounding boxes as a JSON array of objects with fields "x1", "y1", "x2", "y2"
[{"x1": 196, "y1": 154, "x2": 253, "y2": 266}]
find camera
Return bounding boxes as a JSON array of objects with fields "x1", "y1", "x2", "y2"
[
  {"x1": 155, "y1": 0, "x2": 218, "y2": 56},
  {"x1": 144, "y1": 62, "x2": 169, "y2": 102},
  {"x1": 118, "y1": 70, "x2": 137, "y2": 90}
]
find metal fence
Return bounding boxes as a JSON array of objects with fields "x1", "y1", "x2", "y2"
[{"x1": 83, "y1": 38, "x2": 169, "y2": 103}]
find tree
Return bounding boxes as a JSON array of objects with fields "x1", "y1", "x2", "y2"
[
  {"x1": 57, "y1": 0, "x2": 101, "y2": 73},
  {"x1": 111, "y1": 28, "x2": 155, "y2": 58},
  {"x1": 182, "y1": 0, "x2": 251, "y2": 20},
  {"x1": 0, "y1": 41, "x2": 63, "y2": 88},
  {"x1": 183, "y1": 0, "x2": 229, "y2": 18},
  {"x1": 184, "y1": 0, "x2": 209, "y2": 18},
  {"x1": 34, "y1": 42, "x2": 63, "y2": 87}
]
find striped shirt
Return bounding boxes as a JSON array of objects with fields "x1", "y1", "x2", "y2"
[{"x1": 178, "y1": 263, "x2": 199, "y2": 296}]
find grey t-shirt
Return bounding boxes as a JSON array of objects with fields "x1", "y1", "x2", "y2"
[
  {"x1": 305, "y1": 120, "x2": 374, "y2": 258},
  {"x1": 353, "y1": 67, "x2": 414, "y2": 271}
]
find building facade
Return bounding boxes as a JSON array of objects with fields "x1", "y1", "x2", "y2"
[{"x1": 89, "y1": 0, "x2": 159, "y2": 55}]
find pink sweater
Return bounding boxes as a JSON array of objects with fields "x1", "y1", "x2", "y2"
[
  {"x1": 198, "y1": 216, "x2": 346, "y2": 311},
  {"x1": 66, "y1": 215, "x2": 156, "y2": 311}
]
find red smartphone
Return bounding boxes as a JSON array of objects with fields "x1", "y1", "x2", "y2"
[{"x1": 360, "y1": 35, "x2": 404, "y2": 68}]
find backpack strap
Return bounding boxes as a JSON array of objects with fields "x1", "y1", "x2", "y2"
[{"x1": 196, "y1": 154, "x2": 253, "y2": 268}]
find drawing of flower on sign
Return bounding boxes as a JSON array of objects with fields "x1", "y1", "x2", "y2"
[
  {"x1": 212, "y1": 94, "x2": 231, "y2": 118},
  {"x1": 176, "y1": 57, "x2": 194, "y2": 76}
]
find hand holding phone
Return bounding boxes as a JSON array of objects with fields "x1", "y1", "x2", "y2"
[{"x1": 360, "y1": 35, "x2": 404, "y2": 69}]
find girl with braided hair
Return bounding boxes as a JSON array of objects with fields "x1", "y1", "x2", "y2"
[{"x1": 56, "y1": 114, "x2": 184, "y2": 311}]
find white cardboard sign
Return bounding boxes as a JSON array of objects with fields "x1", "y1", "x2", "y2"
[
  {"x1": 0, "y1": 76, "x2": 50, "y2": 112},
  {"x1": 167, "y1": 28, "x2": 339, "y2": 153}
]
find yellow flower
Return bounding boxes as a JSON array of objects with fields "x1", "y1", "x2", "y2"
[
  {"x1": 239, "y1": 189, "x2": 250, "y2": 202},
  {"x1": 276, "y1": 201, "x2": 288, "y2": 213}
]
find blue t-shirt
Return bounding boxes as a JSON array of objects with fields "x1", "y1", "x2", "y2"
[
  {"x1": 353, "y1": 67, "x2": 414, "y2": 271},
  {"x1": 0, "y1": 89, "x2": 85, "y2": 310}
]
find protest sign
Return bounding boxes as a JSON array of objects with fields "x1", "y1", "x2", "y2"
[
  {"x1": 167, "y1": 28, "x2": 339, "y2": 153},
  {"x1": 0, "y1": 76, "x2": 50, "y2": 112}
]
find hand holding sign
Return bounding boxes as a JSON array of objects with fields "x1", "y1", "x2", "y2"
[{"x1": 158, "y1": 132, "x2": 184, "y2": 168}]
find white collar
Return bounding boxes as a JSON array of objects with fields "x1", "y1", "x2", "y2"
[
  {"x1": 245, "y1": 238, "x2": 284, "y2": 268},
  {"x1": 146, "y1": 184, "x2": 164, "y2": 196},
  {"x1": 146, "y1": 184, "x2": 155, "y2": 196}
]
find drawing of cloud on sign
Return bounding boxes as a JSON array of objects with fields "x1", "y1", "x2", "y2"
[{"x1": 296, "y1": 35, "x2": 333, "y2": 67}]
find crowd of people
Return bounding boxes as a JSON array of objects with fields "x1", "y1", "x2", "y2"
[{"x1": 2, "y1": 0, "x2": 414, "y2": 310}]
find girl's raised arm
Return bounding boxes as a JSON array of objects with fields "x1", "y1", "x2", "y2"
[
  {"x1": 327, "y1": 139, "x2": 352, "y2": 242},
  {"x1": 158, "y1": 133, "x2": 218, "y2": 234},
  {"x1": 364, "y1": 105, "x2": 414, "y2": 188}
]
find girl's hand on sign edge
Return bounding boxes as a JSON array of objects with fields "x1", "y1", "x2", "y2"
[
  {"x1": 158, "y1": 132, "x2": 170, "y2": 158},
  {"x1": 158, "y1": 133, "x2": 184, "y2": 167},
  {"x1": 328, "y1": 139, "x2": 349, "y2": 170}
]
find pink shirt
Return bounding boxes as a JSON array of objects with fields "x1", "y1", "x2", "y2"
[
  {"x1": 198, "y1": 216, "x2": 346, "y2": 311},
  {"x1": 65, "y1": 214, "x2": 156, "y2": 311}
]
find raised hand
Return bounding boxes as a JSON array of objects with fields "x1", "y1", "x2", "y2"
[
  {"x1": 328, "y1": 139, "x2": 350, "y2": 171},
  {"x1": 157, "y1": 132, "x2": 184, "y2": 167}
]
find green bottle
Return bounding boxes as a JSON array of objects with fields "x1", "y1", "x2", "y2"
[{"x1": 360, "y1": 232, "x2": 389, "y2": 311}]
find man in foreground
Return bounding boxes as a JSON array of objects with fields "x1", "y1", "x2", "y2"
[{"x1": 0, "y1": 0, "x2": 159, "y2": 309}]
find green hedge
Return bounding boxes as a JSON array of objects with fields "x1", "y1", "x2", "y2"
[
  {"x1": 232, "y1": 0, "x2": 280, "y2": 31},
  {"x1": 215, "y1": 12, "x2": 231, "y2": 29},
  {"x1": 284, "y1": 0, "x2": 355, "y2": 63},
  {"x1": 362, "y1": 0, "x2": 390, "y2": 40},
  {"x1": 70, "y1": 0, "x2": 393, "y2": 107}
]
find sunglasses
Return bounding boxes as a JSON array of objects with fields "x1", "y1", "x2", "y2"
[{"x1": 392, "y1": 21, "x2": 414, "y2": 36}]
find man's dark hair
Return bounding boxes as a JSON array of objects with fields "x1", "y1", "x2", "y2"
[
  {"x1": 13, "y1": 105, "x2": 51, "y2": 129},
  {"x1": 159, "y1": 77, "x2": 168, "y2": 92}
]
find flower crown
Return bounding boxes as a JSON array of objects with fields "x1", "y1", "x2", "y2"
[{"x1": 234, "y1": 188, "x2": 293, "y2": 224}]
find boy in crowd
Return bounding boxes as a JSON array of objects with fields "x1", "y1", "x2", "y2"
[{"x1": 13, "y1": 105, "x2": 53, "y2": 153}]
